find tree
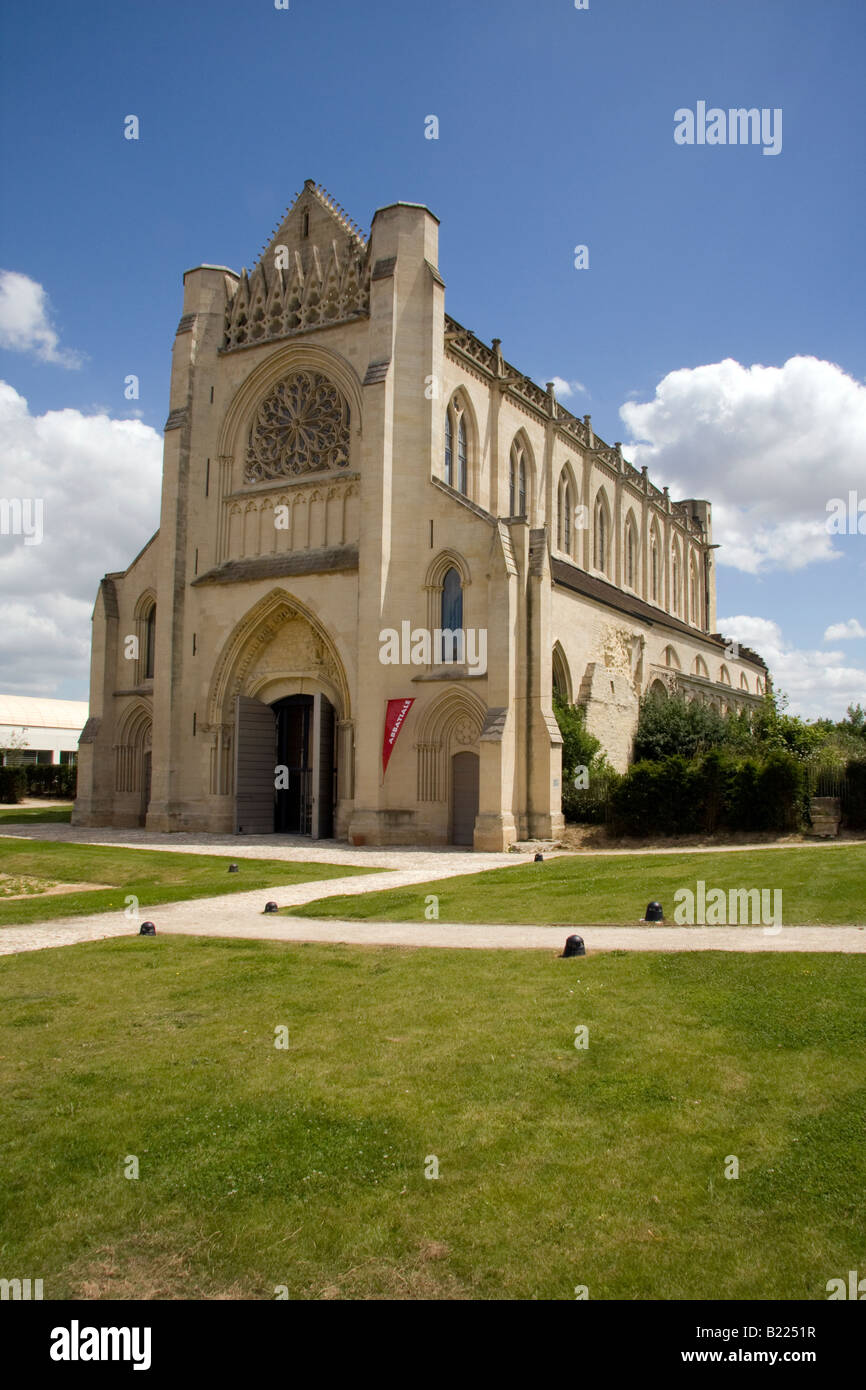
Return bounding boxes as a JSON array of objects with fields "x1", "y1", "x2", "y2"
[
  {"x1": 553, "y1": 694, "x2": 601, "y2": 780},
  {"x1": 0, "y1": 727, "x2": 29, "y2": 766},
  {"x1": 633, "y1": 692, "x2": 729, "y2": 762}
]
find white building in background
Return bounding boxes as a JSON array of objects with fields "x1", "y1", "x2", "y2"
[{"x1": 0, "y1": 695, "x2": 89, "y2": 765}]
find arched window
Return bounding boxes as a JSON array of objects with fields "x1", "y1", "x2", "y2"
[
  {"x1": 650, "y1": 524, "x2": 661, "y2": 602},
  {"x1": 510, "y1": 440, "x2": 527, "y2": 517},
  {"x1": 663, "y1": 644, "x2": 681, "y2": 670},
  {"x1": 552, "y1": 643, "x2": 571, "y2": 703},
  {"x1": 624, "y1": 513, "x2": 638, "y2": 589},
  {"x1": 444, "y1": 395, "x2": 469, "y2": 495},
  {"x1": 558, "y1": 471, "x2": 574, "y2": 555},
  {"x1": 440, "y1": 567, "x2": 463, "y2": 662},
  {"x1": 719, "y1": 664, "x2": 732, "y2": 686},
  {"x1": 144, "y1": 604, "x2": 156, "y2": 680},
  {"x1": 671, "y1": 540, "x2": 682, "y2": 615},
  {"x1": 689, "y1": 553, "x2": 701, "y2": 626},
  {"x1": 740, "y1": 672, "x2": 749, "y2": 691},
  {"x1": 693, "y1": 655, "x2": 709, "y2": 678},
  {"x1": 593, "y1": 491, "x2": 610, "y2": 575}
]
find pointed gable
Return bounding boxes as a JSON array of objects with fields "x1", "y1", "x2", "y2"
[
  {"x1": 221, "y1": 180, "x2": 371, "y2": 351},
  {"x1": 257, "y1": 179, "x2": 367, "y2": 275}
]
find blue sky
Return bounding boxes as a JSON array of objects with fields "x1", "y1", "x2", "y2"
[{"x1": 1, "y1": 0, "x2": 864, "y2": 714}]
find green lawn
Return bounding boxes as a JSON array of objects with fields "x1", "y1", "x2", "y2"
[
  {"x1": 0, "y1": 805, "x2": 73, "y2": 823},
  {"x1": 0, "y1": 840, "x2": 377, "y2": 927},
  {"x1": 0, "y1": 937, "x2": 863, "y2": 1299},
  {"x1": 289, "y1": 844, "x2": 866, "y2": 926}
]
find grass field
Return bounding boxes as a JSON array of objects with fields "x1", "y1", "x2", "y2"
[
  {"x1": 0, "y1": 936, "x2": 863, "y2": 1300},
  {"x1": 0, "y1": 805, "x2": 73, "y2": 824},
  {"x1": 0, "y1": 840, "x2": 377, "y2": 927},
  {"x1": 289, "y1": 844, "x2": 866, "y2": 926}
]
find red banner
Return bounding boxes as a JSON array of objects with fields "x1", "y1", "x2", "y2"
[{"x1": 382, "y1": 698, "x2": 415, "y2": 778}]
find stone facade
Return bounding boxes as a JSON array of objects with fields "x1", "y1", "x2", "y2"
[{"x1": 74, "y1": 181, "x2": 767, "y2": 848}]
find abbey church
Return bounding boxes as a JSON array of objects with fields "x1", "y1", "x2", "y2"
[{"x1": 73, "y1": 181, "x2": 767, "y2": 849}]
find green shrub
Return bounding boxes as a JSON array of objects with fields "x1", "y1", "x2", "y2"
[
  {"x1": 756, "y1": 749, "x2": 806, "y2": 832},
  {"x1": 609, "y1": 756, "x2": 702, "y2": 837},
  {"x1": 554, "y1": 694, "x2": 615, "y2": 824},
  {"x1": 562, "y1": 762, "x2": 620, "y2": 824},
  {"x1": 607, "y1": 749, "x2": 805, "y2": 838},
  {"x1": 553, "y1": 695, "x2": 601, "y2": 777},
  {"x1": 727, "y1": 757, "x2": 762, "y2": 832},
  {"x1": 22, "y1": 765, "x2": 77, "y2": 798},
  {"x1": 700, "y1": 748, "x2": 735, "y2": 834},
  {"x1": 633, "y1": 692, "x2": 729, "y2": 762},
  {"x1": 0, "y1": 767, "x2": 27, "y2": 803}
]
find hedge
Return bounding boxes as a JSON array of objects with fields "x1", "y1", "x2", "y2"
[
  {"x1": 606, "y1": 749, "x2": 806, "y2": 837},
  {"x1": 23, "y1": 764, "x2": 77, "y2": 798},
  {"x1": 0, "y1": 767, "x2": 27, "y2": 803},
  {"x1": 0, "y1": 764, "x2": 77, "y2": 802}
]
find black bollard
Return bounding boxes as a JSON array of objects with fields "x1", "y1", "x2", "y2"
[
  {"x1": 644, "y1": 901, "x2": 664, "y2": 922},
  {"x1": 264, "y1": 901, "x2": 278, "y2": 914},
  {"x1": 139, "y1": 922, "x2": 156, "y2": 936},
  {"x1": 560, "y1": 934, "x2": 585, "y2": 957}
]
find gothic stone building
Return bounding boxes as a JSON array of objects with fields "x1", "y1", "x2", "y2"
[{"x1": 74, "y1": 181, "x2": 767, "y2": 849}]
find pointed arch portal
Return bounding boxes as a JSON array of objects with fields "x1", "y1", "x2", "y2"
[{"x1": 213, "y1": 589, "x2": 348, "y2": 838}]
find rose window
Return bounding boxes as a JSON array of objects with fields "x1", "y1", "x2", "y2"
[{"x1": 245, "y1": 370, "x2": 351, "y2": 482}]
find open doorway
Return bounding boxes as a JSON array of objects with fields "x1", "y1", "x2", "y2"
[
  {"x1": 234, "y1": 691, "x2": 335, "y2": 837},
  {"x1": 273, "y1": 694, "x2": 313, "y2": 834}
]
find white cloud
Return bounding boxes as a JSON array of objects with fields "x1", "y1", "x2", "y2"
[
  {"x1": 824, "y1": 618, "x2": 866, "y2": 642},
  {"x1": 0, "y1": 270, "x2": 83, "y2": 368},
  {"x1": 719, "y1": 613, "x2": 866, "y2": 720},
  {"x1": 549, "y1": 376, "x2": 587, "y2": 400},
  {"x1": 0, "y1": 381, "x2": 162, "y2": 695},
  {"x1": 619, "y1": 356, "x2": 866, "y2": 573}
]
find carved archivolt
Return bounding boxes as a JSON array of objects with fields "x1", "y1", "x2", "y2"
[
  {"x1": 206, "y1": 588, "x2": 351, "y2": 725},
  {"x1": 245, "y1": 370, "x2": 351, "y2": 483},
  {"x1": 415, "y1": 689, "x2": 486, "y2": 803},
  {"x1": 113, "y1": 701, "x2": 152, "y2": 794}
]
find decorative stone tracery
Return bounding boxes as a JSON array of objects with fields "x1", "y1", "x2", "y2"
[
  {"x1": 244, "y1": 371, "x2": 351, "y2": 483},
  {"x1": 223, "y1": 245, "x2": 370, "y2": 352}
]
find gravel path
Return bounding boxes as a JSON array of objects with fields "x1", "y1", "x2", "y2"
[
  {"x1": 1, "y1": 826, "x2": 863, "y2": 957},
  {"x1": 4, "y1": 823, "x2": 864, "y2": 861},
  {"x1": 1, "y1": 876, "x2": 863, "y2": 957}
]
